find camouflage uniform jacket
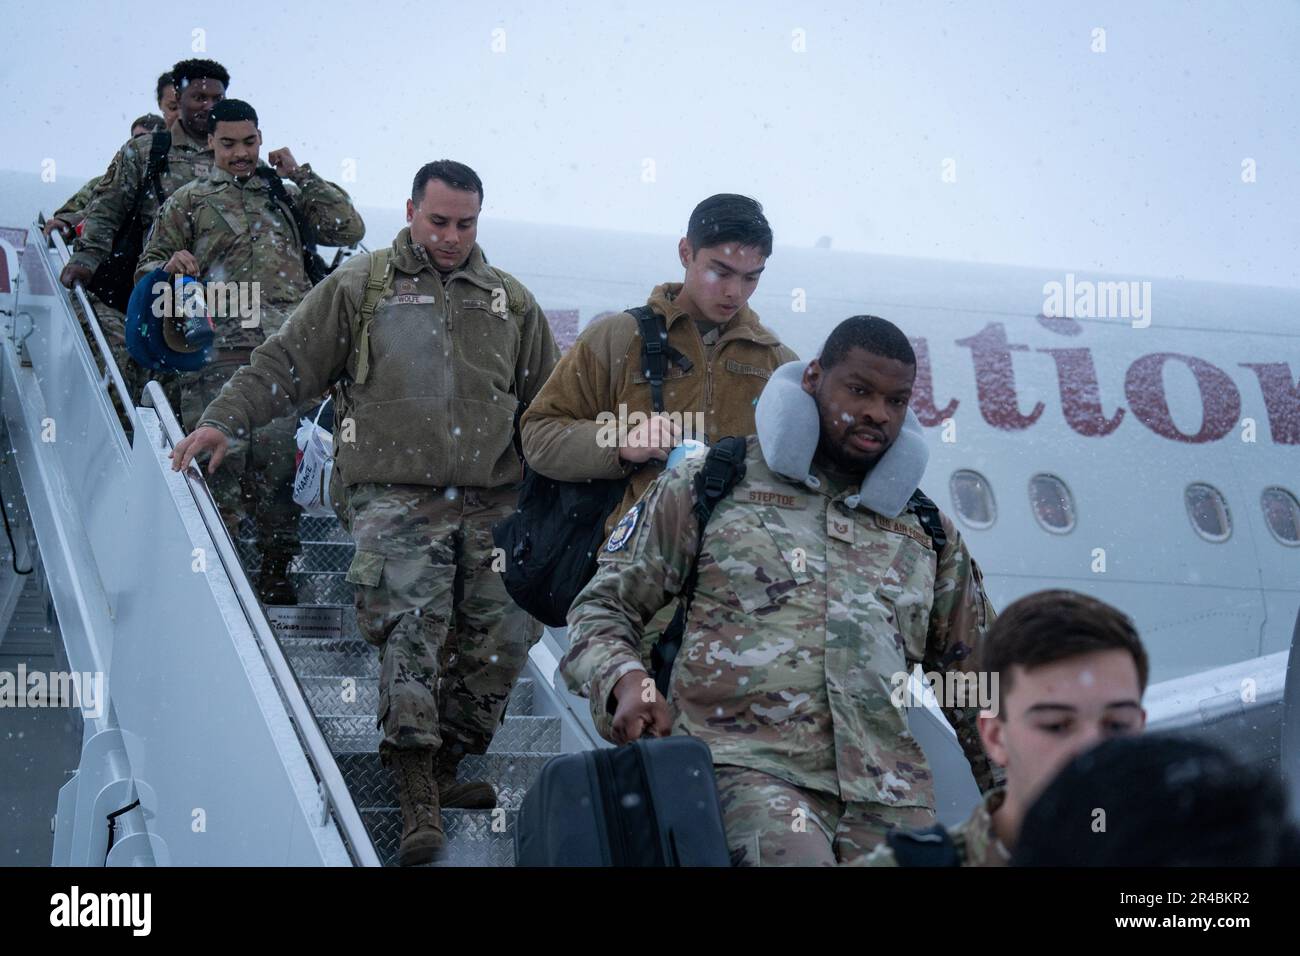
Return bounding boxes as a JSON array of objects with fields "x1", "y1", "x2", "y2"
[
  {"x1": 561, "y1": 435, "x2": 999, "y2": 806},
  {"x1": 135, "y1": 164, "x2": 365, "y2": 348},
  {"x1": 860, "y1": 787, "x2": 1010, "y2": 866},
  {"x1": 69, "y1": 122, "x2": 214, "y2": 273},
  {"x1": 520, "y1": 283, "x2": 798, "y2": 534},
  {"x1": 198, "y1": 227, "x2": 560, "y2": 491},
  {"x1": 50, "y1": 176, "x2": 102, "y2": 229}
]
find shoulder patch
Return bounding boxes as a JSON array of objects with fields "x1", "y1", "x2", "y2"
[
  {"x1": 605, "y1": 504, "x2": 640, "y2": 552},
  {"x1": 100, "y1": 156, "x2": 121, "y2": 188}
]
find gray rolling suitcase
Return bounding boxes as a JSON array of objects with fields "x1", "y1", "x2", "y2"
[{"x1": 514, "y1": 736, "x2": 731, "y2": 866}]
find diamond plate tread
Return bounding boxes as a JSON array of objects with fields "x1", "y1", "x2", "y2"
[
  {"x1": 508, "y1": 677, "x2": 534, "y2": 716},
  {"x1": 362, "y1": 809, "x2": 518, "y2": 867},
  {"x1": 290, "y1": 542, "x2": 355, "y2": 575},
  {"x1": 278, "y1": 637, "x2": 379, "y2": 678},
  {"x1": 489, "y1": 711, "x2": 555, "y2": 747},
  {"x1": 299, "y1": 675, "x2": 378, "y2": 715},
  {"x1": 321, "y1": 713, "x2": 559, "y2": 754},
  {"x1": 299, "y1": 675, "x2": 536, "y2": 718},
  {"x1": 238, "y1": 515, "x2": 351, "y2": 544},
  {"x1": 290, "y1": 572, "x2": 356, "y2": 606},
  {"x1": 299, "y1": 515, "x2": 351, "y2": 543},
  {"x1": 339, "y1": 751, "x2": 552, "y2": 810}
]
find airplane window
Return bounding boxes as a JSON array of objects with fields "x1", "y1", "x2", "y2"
[
  {"x1": 1261, "y1": 487, "x2": 1300, "y2": 546},
  {"x1": 950, "y1": 470, "x2": 996, "y2": 529},
  {"x1": 1184, "y1": 483, "x2": 1231, "y2": 542},
  {"x1": 1029, "y1": 474, "x2": 1075, "y2": 533}
]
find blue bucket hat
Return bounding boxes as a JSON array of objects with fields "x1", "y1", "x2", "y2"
[{"x1": 125, "y1": 269, "x2": 215, "y2": 372}]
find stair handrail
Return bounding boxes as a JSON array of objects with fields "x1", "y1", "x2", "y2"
[
  {"x1": 142, "y1": 380, "x2": 381, "y2": 866},
  {"x1": 47, "y1": 232, "x2": 139, "y2": 438}
]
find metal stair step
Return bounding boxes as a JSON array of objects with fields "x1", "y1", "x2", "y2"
[
  {"x1": 298, "y1": 675, "x2": 535, "y2": 719},
  {"x1": 289, "y1": 572, "x2": 356, "y2": 607},
  {"x1": 338, "y1": 751, "x2": 553, "y2": 811},
  {"x1": 320, "y1": 713, "x2": 559, "y2": 754},
  {"x1": 289, "y1": 542, "x2": 356, "y2": 575},
  {"x1": 361, "y1": 809, "x2": 519, "y2": 867},
  {"x1": 278, "y1": 637, "x2": 379, "y2": 678}
]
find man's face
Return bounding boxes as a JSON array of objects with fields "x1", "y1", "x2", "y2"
[
  {"x1": 678, "y1": 239, "x2": 765, "y2": 324},
  {"x1": 406, "y1": 179, "x2": 481, "y2": 272},
  {"x1": 158, "y1": 84, "x2": 180, "y2": 126},
  {"x1": 208, "y1": 120, "x2": 260, "y2": 178},
  {"x1": 980, "y1": 649, "x2": 1146, "y2": 808},
  {"x1": 178, "y1": 78, "x2": 225, "y2": 138},
  {"x1": 801, "y1": 347, "x2": 914, "y2": 472}
]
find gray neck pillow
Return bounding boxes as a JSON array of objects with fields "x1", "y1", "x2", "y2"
[{"x1": 753, "y1": 360, "x2": 929, "y2": 518}]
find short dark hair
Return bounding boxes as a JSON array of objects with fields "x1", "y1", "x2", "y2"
[
  {"x1": 131, "y1": 113, "x2": 167, "y2": 134},
  {"x1": 171, "y1": 58, "x2": 230, "y2": 92},
  {"x1": 207, "y1": 99, "x2": 258, "y2": 133},
  {"x1": 411, "y1": 160, "x2": 484, "y2": 205},
  {"x1": 978, "y1": 589, "x2": 1149, "y2": 712},
  {"x1": 155, "y1": 72, "x2": 175, "y2": 103},
  {"x1": 1014, "y1": 735, "x2": 1300, "y2": 866},
  {"x1": 686, "y1": 194, "x2": 772, "y2": 256},
  {"x1": 818, "y1": 315, "x2": 916, "y2": 369}
]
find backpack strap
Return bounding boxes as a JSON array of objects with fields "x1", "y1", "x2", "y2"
[
  {"x1": 650, "y1": 436, "x2": 748, "y2": 695},
  {"x1": 144, "y1": 131, "x2": 171, "y2": 202},
  {"x1": 353, "y1": 247, "x2": 392, "y2": 385},
  {"x1": 628, "y1": 305, "x2": 693, "y2": 414},
  {"x1": 120, "y1": 131, "x2": 171, "y2": 234},
  {"x1": 906, "y1": 488, "x2": 948, "y2": 554},
  {"x1": 885, "y1": 824, "x2": 962, "y2": 867},
  {"x1": 254, "y1": 166, "x2": 319, "y2": 250}
]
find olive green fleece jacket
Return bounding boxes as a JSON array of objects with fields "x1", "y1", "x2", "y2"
[
  {"x1": 198, "y1": 227, "x2": 560, "y2": 490},
  {"x1": 520, "y1": 283, "x2": 798, "y2": 533}
]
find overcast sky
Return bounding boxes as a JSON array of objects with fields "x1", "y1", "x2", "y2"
[{"x1": 2, "y1": 0, "x2": 1296, "y2": 287}]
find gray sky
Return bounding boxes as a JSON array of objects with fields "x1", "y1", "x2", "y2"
[{"x1": 3, "y1": 0, "x2": 1296, "y2": 286}]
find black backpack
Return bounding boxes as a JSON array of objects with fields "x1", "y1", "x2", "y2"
[
  {"x1": 492, "y1": 305, "x2": 696, "y2": 627},
  {"x1": 254, "y1": 167, "x2": 338, "y2": 285},
  {"x1": 885, "y1": 824, "x2": 962, "y2": 866},
  {"x1": 87, "y1": 131, "x2": 170, "y2": 311}
]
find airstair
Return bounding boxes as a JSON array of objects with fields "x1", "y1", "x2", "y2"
[{"x1": 0, "y1": 222, "x2": 601, "y2": 866}]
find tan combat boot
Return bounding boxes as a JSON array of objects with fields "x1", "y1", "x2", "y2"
[
  {"x1": 433, "y1": 750, "x2": 497, "y2": 809},
  {"x1": 390, "y1": 748, "x2": 445, "y2": 866}
]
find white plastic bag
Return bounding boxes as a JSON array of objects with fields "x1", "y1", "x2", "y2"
[{"x1": 293, "y1": 399, "x2": 335, "y2": 516}]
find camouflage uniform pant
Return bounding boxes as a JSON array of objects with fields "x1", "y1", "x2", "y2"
[
  {"x1": 338, "y1": 482, "x2": 543, "y2": 760},
  {"x1": 75, "y1": 293, "x2": 179, "y2": 424},
  {"x1": 179, "y1": 359, "x2": 300, "y2": 562},
  {"x1": 715, "y1": 765, "x2": 936, "y2": 866}
]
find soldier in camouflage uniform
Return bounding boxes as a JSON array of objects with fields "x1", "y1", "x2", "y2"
[
  {"x1": 563, "y1": 315, "x2": 1000, "y2": 866},
  {"x1": 859, "y1": 589, "x2": 1148, "y2": 866},
  {"x1": 44, "y1": 113, "x2": 167, "y2": 419},
  {"x1": 59, "y1": 59, "x2": 231, "y2": 409},
  {"x1": 136, "y1": 98, "x2": 365, "y2": 604},
  {"x1": 43, "y1": 115, "x2": 167, "y2": 241},
  {"x1": 172, "y1": 160, "x2": 560, "y2": 865}
]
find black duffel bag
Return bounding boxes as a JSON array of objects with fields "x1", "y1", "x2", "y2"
[{"x1": 492, "y1": 466, "x2": 628, "y2": 627}]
